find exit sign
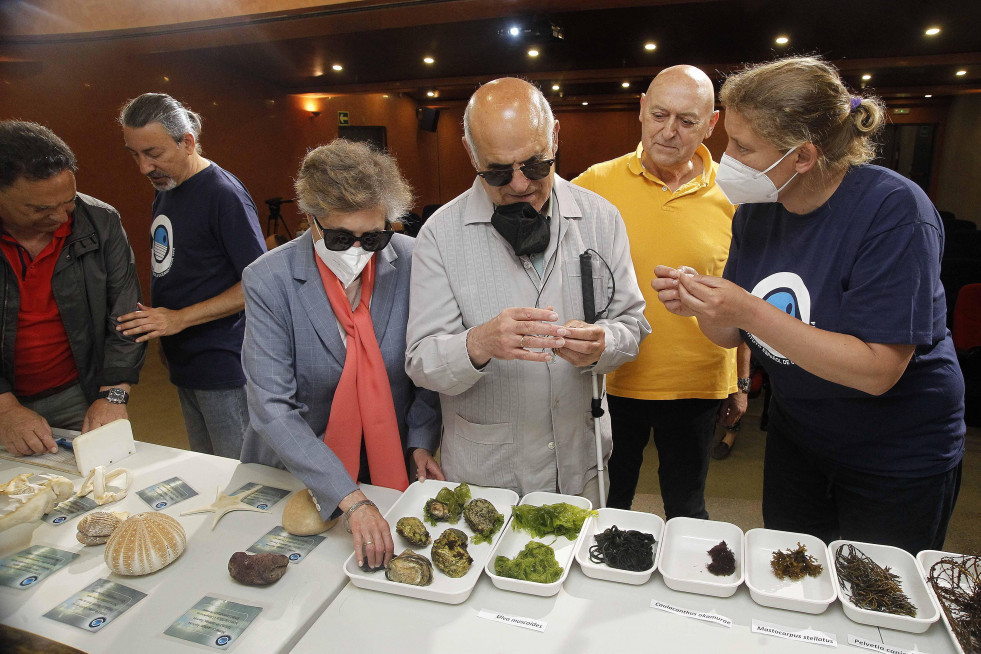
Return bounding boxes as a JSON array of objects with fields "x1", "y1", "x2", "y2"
[{"x1": 338, "y1": 111, "x2": 350, "y2": 125}]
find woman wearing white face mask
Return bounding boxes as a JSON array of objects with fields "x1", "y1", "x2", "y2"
[
  {"x1": 239, "y1": 139, "x2": 444, "y2": 571},
  {"x1": 652, "y1": 57, "x2": 964, "y2": 554}
]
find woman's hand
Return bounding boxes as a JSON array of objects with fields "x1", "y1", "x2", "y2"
[
  {"x1": 412, "y1": 448, "x2": 445, "y2": 482},
  {"x1": 674, "y1": 271, "x2": 751, "y2": 330},
  {"x1": 341, "y1": 491, "x2": 394, "y2": 570},
  {"x1": 652, "y1": 265, "x2": 695, "y2": 317}
]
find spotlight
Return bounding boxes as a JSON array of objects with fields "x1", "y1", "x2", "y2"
[
  {"x1": 423, "y1": 56, "x2": 435, "y2": 65},
  {"x1": 528, "y1": 49, "x2": 539, "y2": 57},
  {"x1": 332, "y1": 64, "x2": 343, "y2": 72},
  {"x1": 924, "y1": 94, "x2": 933, "y2": 98},
  {"x1": 497, "y1": 18, "x2": 564, "y2": 41},
  {"x1": 775, "y1": 36, "x2": 789, "y2": 45},
  {"x1": 925, "y1": 27, "x2": 941, "y2": 36},
  {"x1": 509, "y1": 26, "x2": 520, "y2": 37},
  {"x1": 621, "y1": 81, "x2": 630, "y2": 88},
  {"x1": 956, "y1": 69, "x2": 967, "y2": 76},
  {"x1": 862, "y1": 74, "x2": 871, "y2": 81},
  {"x1": 552, "y1": 84, "x2": 560, "y2": 91},
  {"x1": 644, "y1": 42, "x2": 656, "y2": 51}
]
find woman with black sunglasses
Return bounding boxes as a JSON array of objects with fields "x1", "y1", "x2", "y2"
[{"x1": 239, "y1": 139, "x2": 443, "y2": 571}]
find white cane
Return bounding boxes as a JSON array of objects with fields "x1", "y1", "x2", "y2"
[{"x1": 580, "y1": 251, "x2": 607, "y2": 508}]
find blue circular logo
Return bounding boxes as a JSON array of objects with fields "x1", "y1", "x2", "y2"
[
  {"x1": 257, "y1": 504, "x2": 268, "y2": 510},
  {"x1": 216, "y1": 635, "x2": 231, "y2": 646},
  {"x1": 89, "y1": 617, "x2": 106, "y2": 628},
  {"x1": 289, "y1": 552, "x2": 301, "y2": 561},
  {"x1": 155, "y1": 501, "x2": 168, "y2": 509},
  {"x1": 53, "y1": 516, "x2": 66, "y2": 524},
  {"x1": 20, "y1": 576, "x2": 37, "y2": 587}
]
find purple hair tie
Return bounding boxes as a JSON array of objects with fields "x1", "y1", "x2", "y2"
[{"x1": 849, "y1": 96, "x2": 862, "y2": 112}]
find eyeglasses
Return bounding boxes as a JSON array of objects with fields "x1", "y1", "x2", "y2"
[
  {"x1": 310, "y1": 215, "x2": 394, "y2": 252},
  {"x1": 475, "y1": 158, "x2": 555, "y2": 187}
]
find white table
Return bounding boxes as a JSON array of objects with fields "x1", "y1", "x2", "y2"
[
  {"x1": 0, "y1": 441, "x2": 399, "y2": 653},
  {"x1": 295, "y1": 564, "x2": 892, "y2": 653}
]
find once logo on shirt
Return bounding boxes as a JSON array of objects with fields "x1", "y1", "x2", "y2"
[
  {"x1": 150, "y1": 214, "x2": 175, "y2": 277},
  {"x1": 747, "y1": 272, "x2": 812, "y2": 365}
]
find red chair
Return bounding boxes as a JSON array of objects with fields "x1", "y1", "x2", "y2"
[{"x1": 953, "y1": 283, "x2": 981, "y2": 351}]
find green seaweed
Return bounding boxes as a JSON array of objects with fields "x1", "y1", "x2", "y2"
[
  {"x1": 509, "y1": 502, "x2": 597, "y2": 539},
  {"x1": 422, "y1": 482, "x2": 472, "y2": 526},
  {"x1": 494, "y1": 541, "x2": 564, "y2": 584}
]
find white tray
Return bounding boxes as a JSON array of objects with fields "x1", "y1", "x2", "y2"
[
  {"x1": 657, "y1": 517, "x2": 744, "y2": 598},
  {"x1": 828, "y1": 539, "x2": 939, "y2": 633},
  {"x1": 343, "y1": 480, "x2": 518, "y2": 604},
  {"x1": 485, "y1": 491, "x2": 593, "y2": 597},
  {"x1": 916, "y1": 549, "x2": 972, "y2": 654},
  {"x1": 575, "y1": 508, "x2": 663, "y2": 585},
  {"x1": 744, "y1": 528, "x2": 836, "y2": 614}
]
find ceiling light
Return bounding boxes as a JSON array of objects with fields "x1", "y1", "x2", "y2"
[
  {"x1": 582, "y1": 101, "x2": 588, "y2": 106},
  {"x1": 528, "y1": 49, "x2": 539, "y2": 57},
  {"x1": 644, "y1": 42, "x2": 656, "y2": 51},
  {"x1": 924, "y1": 94, "x2": 933, "y2": 98},
  {"x1": 621, "y1": 81, "x2": 630, "y2": 88},
  {"x1": 552, "y1": 84, "x2": 560, "y2": 91},
  {"x1": 423, "y1": 56, "x2": 435, "y2": 65},
  {"x1": 956, "y1": 69, "x2": 967, "y2": 76},
  {"x1": 925, "y1": 27, "x2": 941, "y2": 36},
  {"x1": 861, "y1": 74, "x2": 872, "y2": 80},
  {"x1": 332, "y1": 64, "x2": 343, "y2": 71},
  {"x1": 509, "y1": 26, "x2": 520, "y2": 37},
  {"x1": 775, "y1": 36, "x2": 789, "y2": 45},
  {"x1": 426, "y1": 91, "x2": 435, "y2": 97}
]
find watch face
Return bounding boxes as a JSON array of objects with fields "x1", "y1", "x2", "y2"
[{"x1": 105, "y1": 388, "x2": 129, "y2": 404}]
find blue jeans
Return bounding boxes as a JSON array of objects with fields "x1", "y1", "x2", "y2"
[{"x1": 176, "y1": 386, "x2": 249, "y2": 459}]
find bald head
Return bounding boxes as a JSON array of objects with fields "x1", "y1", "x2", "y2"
[
  {"x1": 639, "y1": 65, "x2": 719, "y2": 176},
  {"x1": 462, "y1": 78, "x2": 559, "y2": 210},
  {"x1": 463, "y1": 78, "x2": 556, "y2": 158},
  {"x1": 648, "y1": 65, "x2": 716, "y2": 117}
]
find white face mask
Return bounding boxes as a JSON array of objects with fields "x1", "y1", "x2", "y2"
[
  {"x1": 313, "y1": 228, "x2": 373, "y2": 288},
  {"x1": 716, "y1": 146, "x2": 799, "y2": 205}
]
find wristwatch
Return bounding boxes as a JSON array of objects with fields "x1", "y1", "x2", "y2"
[
  {"x1": 97, "y1": 387, "x2": 130, "y2": 404},
  {"x1": 737, "y1": 377, "x2": 751, "y2": 393}
]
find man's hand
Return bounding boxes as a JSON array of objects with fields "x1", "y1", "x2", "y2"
[
  {"x1": 466, "y1": 307, "x2": 568, "y2": 367},
  {"x1": 0, "y1": 396, "x2": 57, "y2": 455},
  {"x1": 412, "y1": 448, "x2": 445, "y2": 482},
  {"x1": 82, "y1": 400, "x2": 129, "y2": 433},
  {"x1": 116, "y1": 302, "x2": 186, "y2": 343},
  {"x1": 652, "y1": 265, "x2": 696, "y2": 317},
  {"x1": 554, "y1": 319, "x2": 606, "y2": 367},
  {"x1": 717, "y1": 391, "x2": 748, "y2": 428}
]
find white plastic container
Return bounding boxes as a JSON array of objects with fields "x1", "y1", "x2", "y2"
[
  {"x1": 657, "y1": 517, "x2": 744, "y2": 598},
  {"x1": 828, "y1": 539, "x2": 939, "y2": 633},
  {"x1": 575, "y1": 508, "x2": 663, "y2": 585},
  {"x1": 485, "y1": 491, "x2": 594, "y2": 597},
  {"x1": 744, "y1": 528, "x2": 836, "y2": 614},
  {"x1": 916, "y1": 549, "x2": 971, "y2": 653},
  {"x1": 344, "y1": 480, "x2": 518, "y2": 604}
]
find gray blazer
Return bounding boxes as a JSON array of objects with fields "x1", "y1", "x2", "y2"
[{"x1": 239, "y1": 230, "x2": 440, "y2": 518}]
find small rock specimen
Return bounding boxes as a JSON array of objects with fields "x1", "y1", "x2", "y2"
[{"x1": 228, "y1": 551, "x2": 289, "y2": 586}]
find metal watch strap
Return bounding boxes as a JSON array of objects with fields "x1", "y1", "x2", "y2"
[{"x1": 737, "y1": 377, "x2": 751, "y2": 393}]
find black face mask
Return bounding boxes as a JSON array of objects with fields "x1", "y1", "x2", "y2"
[{"x1": 490, "y1": 202, "x2": 550, "y2": 256}]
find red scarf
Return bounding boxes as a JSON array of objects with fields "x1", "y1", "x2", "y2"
[{"x1": 315, "y1": 254, "x2": 409, "y2": 491}]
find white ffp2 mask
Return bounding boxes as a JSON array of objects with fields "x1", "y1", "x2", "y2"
[
  {"x1": 314, "y1": 236, "x2": 373, "y2": 288},
  {"x1": 716, "y1": 146, "x2": 798, "y2": 205}
]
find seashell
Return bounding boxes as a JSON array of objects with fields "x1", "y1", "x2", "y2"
[
  {"x1": 105, "y1": 512, "x2": 186, "y2": 575},
  {"x1": 396, "y1": 517, "x2": 431, "y2": 547},
  {"x1": 76, "y1": 511, "x2": 127, "y2": 546},
  {"x1": 228, "y1": 551, "x2": 289, "y2": 586},
  {"x1": 282, "y1": 489, "x2": 339, "y2": 536},
  {"x1": 431, "y1": 527, "x2": 472, "y2": 578},
  {"x1": 386, "y1": 550, "x2": 434, "y2": 586}
]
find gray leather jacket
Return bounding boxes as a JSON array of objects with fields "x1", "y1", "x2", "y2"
[{"x1": 0, "y1": 193, "x2": 146, "y2": 402}]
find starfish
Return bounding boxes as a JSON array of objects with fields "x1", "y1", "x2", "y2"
[{"x1": 179, "y1": 486, "x2": 270, "y2": 530}]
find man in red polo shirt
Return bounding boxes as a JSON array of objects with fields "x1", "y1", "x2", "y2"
[{"x1": 0, "y1": 121, "x2": 146, "y2": 456}]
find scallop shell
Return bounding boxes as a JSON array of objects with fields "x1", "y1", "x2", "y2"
[
  {"x1": 77, "y1": 511, "x2": 125, "y2": 546},
  {"x1": 105, "y1": 512, "x2": 186, "y2": 575}
]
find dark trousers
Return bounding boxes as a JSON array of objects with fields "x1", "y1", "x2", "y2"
[
  {"x1": 762, "y1": 425, "x2": 962, "y2": 554},
  {"x1": 607, "y1": 396, "x2": 720, "y2": 520}
]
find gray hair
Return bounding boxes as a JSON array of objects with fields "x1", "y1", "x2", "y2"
[
  {"x1": 294, "y1": 139, "x2": 413, "y2": 224},
  {"x1": 0, "y1": 120, "x2": 77, "y2": 191},
  {"x1": 463, "y1": 80, "x2": 556, "y2": 158},
  {"x1": 118, "y1": 93, "x2": 203, "y2": 154}
]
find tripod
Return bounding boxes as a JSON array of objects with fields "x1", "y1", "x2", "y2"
[{"x1": 264, "y1": 197, "x2": 295, "y2": 238}]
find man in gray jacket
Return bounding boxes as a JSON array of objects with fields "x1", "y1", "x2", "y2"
[
  {"x1": 405, "y1": 78, "x2": 650, "y2": 505},
  {"x1": 0, "y1": 121, "x2": 145, "y2": 456}
]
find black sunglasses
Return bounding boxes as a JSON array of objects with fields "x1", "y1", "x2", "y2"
[
  {"x1": 476, "y1": 158, "x2": 555, "y2": 187},
  {"x1": 311, "y1": 215, "x2": 394, "y2": 252}
]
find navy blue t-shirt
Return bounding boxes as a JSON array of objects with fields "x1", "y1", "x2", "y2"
[
  {"x1": 723, "y1": 165, "x2": 964, "y2": 477},
  {"x1": 149, "y1": 163, "x2": 266, "y2": 389}
]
